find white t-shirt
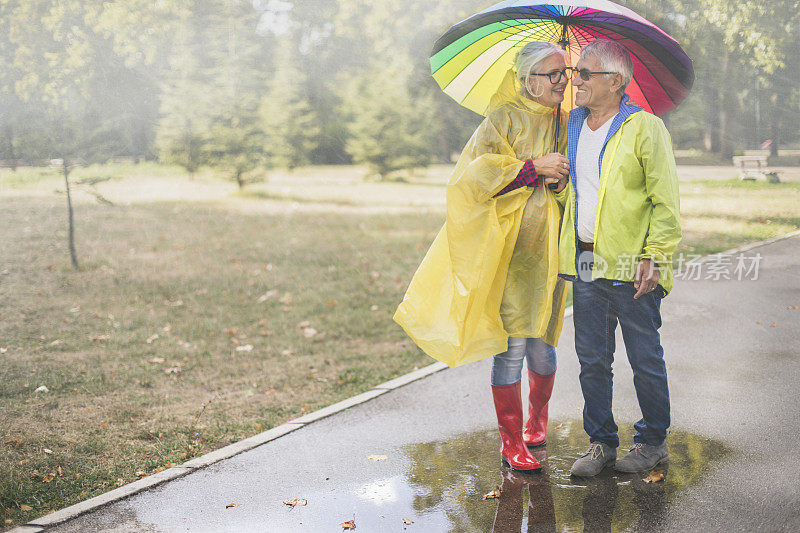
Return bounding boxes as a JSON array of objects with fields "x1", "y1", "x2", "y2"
[{"x1": 575, "y1": 114, "x2": 616, "y2": 243}]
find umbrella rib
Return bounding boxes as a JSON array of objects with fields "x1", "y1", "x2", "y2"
[{"x1": 569, "y1": 24, "x2": 595, "y2": 47}]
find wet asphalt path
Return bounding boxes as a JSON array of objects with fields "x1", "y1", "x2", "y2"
[{"x1": 46, "y1": 235, "x2": 800, "y2": 532}]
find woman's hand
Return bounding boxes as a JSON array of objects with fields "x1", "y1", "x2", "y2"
[
  {"x1": 543, "y1": 175, "x2": 569, "y2": 193},
  {"x1": 532, "y1": 152, "x2": 569, "y2": 180}
]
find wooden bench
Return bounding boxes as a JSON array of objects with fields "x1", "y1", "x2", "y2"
[{"x1": 732, "y1": 155, "x2": 780, "y2": 182}]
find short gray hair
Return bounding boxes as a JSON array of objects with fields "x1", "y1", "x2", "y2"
[
  {"x1": 581, "y1": 39, "x2": 633, "y2": 95},
  {"x1": 514, "y1": 41, "x2": 567, "y2": 84}
]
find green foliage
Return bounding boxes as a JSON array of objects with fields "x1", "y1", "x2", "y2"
[
  {"x1": 2, "y1": 0, "x2": 800, "y2": 171},
  {"x1": 259, "y1": 42, "x2": 320, "y2": 171},
  {"x1": 340, "y1": 60, "x2": 438, "y2": 179}
]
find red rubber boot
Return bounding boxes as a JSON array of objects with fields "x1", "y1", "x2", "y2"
[
  {"x1": 523, "y1": 369, "x2": 555, "y2": 447},
  {"x1": 491, "y1": 381, "x2": 542, "y2": 471}
]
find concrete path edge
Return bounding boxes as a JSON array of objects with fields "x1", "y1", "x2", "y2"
[{"x1": 12, "y1": 228, "x2": 800, "y2": 532}]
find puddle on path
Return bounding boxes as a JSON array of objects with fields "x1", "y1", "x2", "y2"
[
  {"x1": 269, "y1": 420, "x2": 727, "y2": 532},
  {"x1": 404, "y1": 420, "x2": 728, "y2": 532}
]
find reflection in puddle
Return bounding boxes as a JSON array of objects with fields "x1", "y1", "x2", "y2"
[{"x1": 405, "y1": 420, "x2": 728, "y2": 532}]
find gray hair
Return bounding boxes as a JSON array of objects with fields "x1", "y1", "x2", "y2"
[
  {"x1": 581, "y1": 39, "x2": 633, "y2": 95},
  {"x1": 514, "y1": 41, "x2": 567, "y2": 84}
]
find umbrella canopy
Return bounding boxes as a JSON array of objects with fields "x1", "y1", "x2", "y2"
[{"x1": 430, "y1": 0, "x2": 694, "y2": 116}]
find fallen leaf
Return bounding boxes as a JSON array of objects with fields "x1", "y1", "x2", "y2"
[
  {"x1": 149, "y1": 357, "x2": 165, "y2": 364},
  {"x1": 756, "y1": 321, "x2": 761, "y2": 324},
  {"x1": 18, "y1": 459, "x2": 29, "y2": 465},
  {"x1": 370, "y1": 305, "x2": 379, "y2": 311},
  {"x1": 770, "y1": 323, "x2": 776, "y2": 327},
  {"x1": 162, "y1": 324, "x2": 172, "y2": 333},
  {"x1": 42, "y1": 473, "x2": 56, "y2": 483},
  {"x1": 258, "y1": 330, "x2": 271, "y2": 336},
  {"x1": 100, "y1": 422, "x2": 108, "y2": 428},
  {"x1": 281, "y1": 349, "x2": 295, "y2": 356},
  {"x1": 30, "y1": 470, "x2": 40, "y2": 479},
  {"x1": 35, "y1": 385, "x2": 49, "y2": 393},
  {"x1": 257, "y1": 290, "x2": 279, "y2": 303},
  {"x1": 298, "y1": 320, "x2": 312, "y2": 328},
  {"x1": 326, "y1": 300, "x2": 337, "y2": 307},
  {"x1": 91, "y1": 334, "x2": 110, "y2": 342},
  {"x1": 555, "y1": 423, "x2": 563, "y2": 430},
  {"x1": 164, "y1": 367, "x2": 181, "y2": 375},
  {"x1": 146, "y1": 334, "x2": 159, "y2": 344},
  {"x1": 20, "y1": 505, "x2": 33, "y2": 511},
  {"x1": 367, "y1": 454, "x2": 388, "y2": 462},
  {"x1": 5, "y1": 519, "x2": 12, "y2": 525},
  {"x1": 65, "y1": 438, "x2": 77, "y2": 444},
  {"x1": 49, "y1": 339, "x2": 62, "y2": 346},
  {"x1": 643, "y1": 469, "x2": 666, "y2": 483},
  {"x1": 235, "y1": 344, "x2": 254, "y2": 352},
  {"x1": 302, "y1": 327, "x2": 318, "y2": 338},
  {"x1": 279, "y1": 293, "x2": 293, "y2": 304},
  {"x1": 224, "y1": 327, "x2": 238, "y2": 336},
  {"x1": 57, "y1": 466, "x2": 63, "y2": 476},
  {"x1": 340, "y1": 520, "x2": 356, "y2": 530},
  {"x1": 134, "y1": 471, "x2": 147, "y2": 478},
  {"x1": 225, "y1": 503, "x2": 238, "y2": 509},
  {"x1": 402, "y1": 518, "x2": 414, "y2": 525},
  {"x1": 43, "y1": 448, "x2": 53, "y2": 454},
  {"x1": 283, "y1": 498, "x2": 307, "y2": 507},
  {"x1": 483, "y1": 486, "x2": 501, "y2": 500}
]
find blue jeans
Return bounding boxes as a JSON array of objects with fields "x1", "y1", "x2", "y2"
[
  {"x1": 491, "y1": 337, "x2": 556, "y2": 386},
  {"x1": 573, "y1": 278, "x2": 670, "y2": 447}
]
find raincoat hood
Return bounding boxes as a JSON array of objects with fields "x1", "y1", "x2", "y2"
[{"x1": 487, "y1": 68, "x2": 555, "y2": 117}]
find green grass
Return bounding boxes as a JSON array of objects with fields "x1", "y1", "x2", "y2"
[
  {"x1": 0, "y1": 193, "x2": 440, "y2": 527},
  {"x1": 0, "y1": 165, "x2": 798, "y2": 529}
]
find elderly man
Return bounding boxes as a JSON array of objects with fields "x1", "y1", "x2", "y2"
[{"x1": 553, "y1": 39, "x2": 682, "y2": 477}]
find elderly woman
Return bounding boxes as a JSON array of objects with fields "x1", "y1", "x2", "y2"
[{"x1": 394, "y1": 41, "x2": 571, "y2": 471}]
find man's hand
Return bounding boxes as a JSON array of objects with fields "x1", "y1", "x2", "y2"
[{"x1": 633, "y1": 259, "x2": 659, "y2": 299}]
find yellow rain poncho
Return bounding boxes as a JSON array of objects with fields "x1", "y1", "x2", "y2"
[{"x1": 393, "y1": 70, "x2": 568, "y2": 368}]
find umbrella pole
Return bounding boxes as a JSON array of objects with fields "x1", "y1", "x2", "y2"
[{"x1": 549, "y1": 22, "x2": 569, "y2": 188}]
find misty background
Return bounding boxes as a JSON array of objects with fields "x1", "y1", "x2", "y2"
[{"x1": 1, "y1": 0, "x2": 798, "y2": 182}]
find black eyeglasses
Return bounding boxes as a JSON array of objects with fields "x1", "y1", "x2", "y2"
[
  {"x1": 565, "y1": 67, "x2": 618, "y2": 81},
  {"x1": 528, "y1": 69, "x2": 571, "y2": 84},
  {"x1": 529, "y1": 67, "x2": 618, "y2": 84}
]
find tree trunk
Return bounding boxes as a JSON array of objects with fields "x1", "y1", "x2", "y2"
[
  {"x1": 703, "y1": 83, "x2": 720, "y2": 153},
  {"x1": 3, "y1": 124, "x2": 17, "y2": 171},
  {"x1": 719, "y1": 49, "x2": 734, "y2": 160},
  {"x1": 63, "y1": 160, "x2": 79, "y2": 269},
  {"x1": 769, "y1": 90, "x2": 784, "y2": 157}
]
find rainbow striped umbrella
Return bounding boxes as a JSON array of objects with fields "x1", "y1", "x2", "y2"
[{"x1": 431, "y1": 0, "x2": 694, "y2": 117}]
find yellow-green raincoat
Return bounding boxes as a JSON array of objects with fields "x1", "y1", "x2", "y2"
[
  {"x1": 554, "y1": 95, "x2": 682, "y2": 296},
  {"x1": 393, "y1": 70, "x2": 568, "y2": 368}
]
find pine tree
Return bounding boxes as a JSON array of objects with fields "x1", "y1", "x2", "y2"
[
  {"x1": 259, "y1": 41, "x2": 319, "y2": 171},
  {"x1": 340, "y1": 58, "x2": 438, "y2": 179}
]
